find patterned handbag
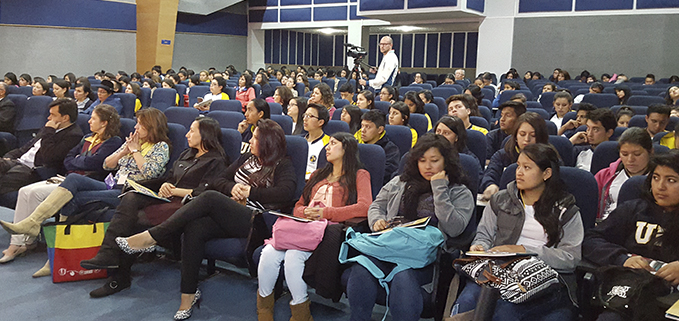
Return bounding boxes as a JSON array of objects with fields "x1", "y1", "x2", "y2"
[{"x1": 455, "y1": 255, "x2": 560, "y2": 303}]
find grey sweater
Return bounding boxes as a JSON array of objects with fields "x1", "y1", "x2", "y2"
[
  {"x1": 368, "y1": 176, "x2": 475, "y2": 241},
  {"x1": 473, "y1": 181, "x2": 584, "y2": 273}
]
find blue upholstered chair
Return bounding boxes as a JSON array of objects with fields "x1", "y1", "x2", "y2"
[
  {"x1": 384, "y1": 125, "x2": 412, "y2": 158},
  {"x1": 324, "y1": 120, "x2": 350, "y2": 136},
  {"x1": 410, "y1": 114, "x2": 428, "y2": 137},
  {"x1": 16, "y1": 96, "x2": 51, "y2": 146},
  {"x1": 210, "y1": 100, "x2": 243, "y2": 113},
  {"x1": 188, "y1": 85, "x2": 209, "y2": 108},
  {"x1": 220, "y1": 128, "x2": 242, "y2": 165},
  {"x1": 150, "y1": 88, "x2": 177, "y2": 112},
  {"x1": 549, "y1": 135, "x2": 575, "y2": 167},
  {"x1": 164, "y1": 107, "x2": 199, "y2": 132},
  {"x1": 207, "y1": 111, "x2": 244, "y2": 129},
  {"x1": 113, "y1": 93, "x2": 136, "y2": 119},
  {"x1": 270, "y1": 115, "x2": 293, "y2": 135},
  {"x1": 465, "y1": 129, "x2": 486, "y2": 168}
]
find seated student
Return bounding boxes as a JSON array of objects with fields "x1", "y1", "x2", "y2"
[
  {"x1": 616, "y1": 106, "x2": 635, "y2": 128},
  {"x1": 573, "y1": 82, "x2": 604, "y2": 104},
  {"x1": 284, "y1": 76, "x2": 298, "y2": 97},
  {"x1": 486, "y1": 101, "x2": 527, "y2": 161},
  {"x1": 570, "y1": 108, "x2": 616, "y2": 172},
  {"x1": 356, "y1": 90, "x2": 375, "y2": 110},
  {"x1": 258, "y1": 132, "x2": 371, "y2": 321},
  {"x1": 444, "y1": 72, "x2": 456, "y2": 85},
  {"x1": 111, "y1": 120, "x2": 295, "y2": 320},
  {"x1": 551, "y1": 91, "x2": 573, "y2": 130},
  {"x1": 270, "y1": 86, "x2": 293, "y2": 113},
  {"x1": 645, "y1": 104, "x2": 671, "y2": 144},
  {"x1": 124, "y1": 83, "x2": 143, "y2": 113},
  {"x1": 615, "y1": 84, "x2": 631, "y2": 105},
  {"x1": 0, "y1": 99, "x2": 82, "y2": 196},
  {"x1": 464, "y1": 85, "x2": 485, "y2": 107},
  {"x1": 308, "y1": 83, "x2": 336, "y2": 118},
  {"x1": 537, "y1": 82, "x2": 557, "y2": 102},
  {"x1": 1, "y1": 108, "x2": 169, "y2": 277},
  {"x1": 447, "y1": 94, "x2": 488, "y2": 135},
  {"x1": 491, "y1": 81, "x2": 520, "y2": 108},
  {"x1": 52, "y1": 79, "x2": 71, "y2": 100},
  {"x1": 435, "y1": 115, "x2": 482, "y2": 170},
  {"x1": 454, "y1": 143, "x2": 583, "y2": 320},
  {"x1": 0, "y1": 83, "x2": 17, "y2": 134},
  {"x1": 289, "y1": 97, "x2": 308, "y2": 136},
  {"x1": 343, "y1": 134, "x2": 475, "y2": 321},
  {"x1": 644, "y1": 73, "x2": 656, "y2": 85},
  {"x1": 481, "y1": 72, "x2": 497, "y2": 95},
  {"x1": 84, "y1": 80, "x2": 123, "y2": 114},
  {"x1": 161, "y1": 79, "x2": 181, "y2": 106},
  {"x1": 388, "y1": 101, "x2": 418, "y2": 147},
  {"x1": 236, "y1": 73, "x2": 256, "y2": 111},
  {"x1": 18, "y1": 73, "x2": 31, "y2": 87},
  {"x1": 595, "y1": 127, "x2": 652, "y2": 220},
  {"x1": 0, "y1": 105, "x2": 122, "y2": 263},
  {"x1": 559, "y1": 103, "x2": 597, "y2": 138},
  {"x1": 411, "y1": 72, "x2": 425, "y2": 85},
  {"x1": 354, "y1": 109, "x2": 400, "y2": 185},
  {"x1": 338, "y1": 82, "x2": 356, "y2": 105},
  {"x1": 238, "y1": 98, "x2": 270, "y2": 154},
  {"x1": 481, "y1": 112, "x2": 549, "y2": 201},
  {"x1": 340, "y1": 105, "x2": 363, "y2": 135},
  {"x1": 303, "y1": 103, "x2": 330, "y2": 179},
  {"x1": 404, "y1": 91, "x2": 432, "y2": 130},
  {"x1": 582, "y1": 151, "x2": 679, "y2": 321},
  {"x1": 665, "y1": 85, "x2": 679, "y2": 106},
  {"x1": 379, "y1": 85, "x2": 399, "y2": 105},
  {"x1": 255, "y1": 72, "x2": 273, "y2": 98},
  {"x1": 193, "y1": 77, "x2": 229, "y2": 113},
  {"x1": 32, "y1": 79, "x2": 49, "y2": 97},
  {"x1": 418, "y1": 89, "x2": 433, "y2": 105}
]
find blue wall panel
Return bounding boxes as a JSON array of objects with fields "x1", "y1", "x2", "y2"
[
  {"x1": 334, "y1": 35, "x2": 345, "y2": 67},
  {"x1": 401, "y1": 34, "x2": 413, "y2": 68},
  {"x1": 359, "y1": 0, "x2": 404, "y2": 11},
  {"x1": 408, "y1": 0, "x2": 457, "y2": 9},
  {"x1": 312, "y1": 34, "x2": 320, "y2": 66},
  {"x1": 319, "y1": 35, "x2": 334, "y2": 66},
  {"x1": 314, "y1": 0, "x2": 347, "y2": 3},
  {"x1": 289, "y1": 32, "x2": 297, "y2": 66},
  {"x1": 314, "y1": 6, "x2": 348, "y2": 21},
  {"x1": 426, "y1": 34, "x2": 439, "y2": 68},
  {"x1": 0, "y1": 0, "x2": 136, "y2": 30},
  {"x1": 176, "y1": 11, "x2": 247, "y2": 36},
  {"x1": 304, "y1": 33, "x2": 312, "y2": 65},
  {"x1": 265, "y1": 30, "x2": 273, "y2": 64},
  {"x1": 413, "y1": 34, "x2": 426, "y2": 68},
  {"x1": 467, "y1": 0, "x2": 485, "y2": 12},
  {"x1": 280, "y1": 8, "x2": 311, "y2": 22},
  {"x1": 438, "y1": 33, "x2": 452, "y2": 68},
  {"x1": 368, "y1": 35, "x2": 378, "y2": 67},
  {"x1": 281, "y1": 30, "x2": 289, "y2": 65},
  {"x1": 272, "y1": 30, "x2": 281, "y2": 64},
  {"x1": 392, "y1": 34, "x2": 402, "y2": 63},
  {"x1": 575, "y1": 0, "x2": 633, "y2": 10},
  {"x1": 297, "y1": 33, "x2": 305, "y2": 65},
  {"x1": 518, "y1": 0, "x2": 572, "y2": 12},
  {"x1": 636, "y1": 0, "x2": 679, "y2": 8},
  {"x1": 281, "y1": 0, "x2": 312, "y2": 5},
  {"x1": 349, "y1": 5, "x2": 367, "y2": 19},
  {"x1": 465, "y1": 32, "x2": 478, "y2": 68},
  {"x1": 452, "y1": 33, "x2": 465, "y2": 68}
]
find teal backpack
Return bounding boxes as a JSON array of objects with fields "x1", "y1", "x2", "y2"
[{"x1": 338, "y1": 226, "x2": 445, "y2": 320}]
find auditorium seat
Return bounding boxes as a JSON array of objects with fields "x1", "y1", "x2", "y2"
[
  {"x1": 207, "y1": 111, "x2": 244, "y2": 129},
  {"x1": 113, "y1": 93, "x2": 136, "y2": 119},
  {"x1": 187, "y1": 85, "x2": 209, "y2": 107},
  {"x1": 581, "y1": 93, "x2": 618, "y2": 108},
  {"x1": 268, "y1": 102, "x2": 283, "y2": 115},
  {"x1": 627, "y1": 95, "x2": 666, "y2": 107},
  {"x1": 324, "y1": 120, "x2": 350, "y2": 136},
  {"x1": 270, "y1": 114, "x2": 292, "y2": 135},
  {"x1": 164, "y1": 107, "x2": 199, "y2": 131},
  {"x1": 210, "y1": 100, "x2": 243, "y2": 112},
  {"x1": 384, "y1": 125, "x2": 412, "y2": 158},
  {"x1": 150, "y1": 88, "x2": 177, "y2": 112}
]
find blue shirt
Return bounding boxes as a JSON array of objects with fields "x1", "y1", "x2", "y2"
[{"x1": 83, "y1": 96, "x2": 123, "y2": 114}]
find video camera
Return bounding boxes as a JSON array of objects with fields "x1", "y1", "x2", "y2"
[{"x1": 344, "y1": 43, "x2": 367, "y2": 60}]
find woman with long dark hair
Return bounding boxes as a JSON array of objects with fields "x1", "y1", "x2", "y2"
[
  {"x1": 238, "y1": 98, "x2": 270, "y2": 153},
  {"x1": 379, "y1": 85, "x2": 399, "y2": 104},
  {"x1": 584, "y1": 151, "x2": 679, "y2": 321},
  {"x1": 257, "y1": 132, "x2": 372, "y2": 321},
  {"x1": 308, "y1": 83, "x2": 336, "y2": 118},
  {"x1": 389, "y1": 101, "x2": 418, "y2": 147},
  {"x1": 665, "y1": 85, "x2": 679, "y2": 106},
  {"x1": 272, "y1": 86, "x2": 293, "y2": 113},
  {"x1": 481, "y1": 112, "x2": 549, "y2": 201},
  {"x1": 615, "y1": 84, "x2": 631, "y2": 105},
  {"x1": 289, "y1": 97, "x2": 308, "y2": 135},
  {"x1": 341, "y1": 105, "x2": 363, "y2": 135},
  {"x1": 434, "y1": 115, "x2": 480, "y2": 167},
  {"x1": 454, "y1": 143, "x2": 583, "y2": 320},
  {"x1": 343, "y1": 133, "x2": 475, "y2": 321},
  {"x1": 114, "y1": 119, "x2": 297, "y2": 320},
  {"x1": 356, "y1": 90, "x2": 375, "y2": 110},
  {"x1": 236, "y1": 73, "x2": 256, "y2": 111},
  {"x1": 404, "y1": 90, "x2": 432, "y2": 130}
]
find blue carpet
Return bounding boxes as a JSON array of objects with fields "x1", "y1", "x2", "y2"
[{"x1": 0, "y1": 207, "x2": 404, "y2": 320}]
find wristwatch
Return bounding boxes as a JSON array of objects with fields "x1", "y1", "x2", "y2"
[{"x1": 130, "y1": 149, "x2": 139, "y2": 154}]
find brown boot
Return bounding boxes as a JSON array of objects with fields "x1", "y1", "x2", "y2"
[
  {"x1": 0, "y1": 187, "x2": 73, "y2": 237},
  {"x1": 289, "y1": 299, "x2": 313, "y2": 321},
  {"x1": 257, "y1": 291, "x2": 274, "y2": 321}
]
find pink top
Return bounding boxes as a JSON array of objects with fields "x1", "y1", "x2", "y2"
[
  {"x1": 293, "y1": 169, "x2": 372, "y2": 222},
  {"x1": 236, "y1": 87, "x2": 256, "y2": 111}
]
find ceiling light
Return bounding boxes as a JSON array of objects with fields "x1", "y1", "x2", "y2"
[
  {"x1": 319, "y1": 28, "x2": 342, "y2": 34},
  {"x1": 393, "y1": 25, "x2": 421, "y2": 32}
]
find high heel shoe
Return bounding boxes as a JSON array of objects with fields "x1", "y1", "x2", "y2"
[
  {"x1": 174, "y1": 289, "x2": 202, "y2": 320},
  {"x1": 0, "y1": 245, "x2": 27, "y2": 263},
  {"x1": 115, "y1": 237, "x2": 158, "y2": 255}
]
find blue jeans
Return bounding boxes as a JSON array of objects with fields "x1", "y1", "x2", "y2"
[
  {"x1": 59, "y1": 173, "x2": 121, "y2": 216},
  {"x1": 453, "y1": 279, "x2": 575, "y2": 321},
  {"x1": 341, "y1": 256, "x2": 434, "y2": 321}
]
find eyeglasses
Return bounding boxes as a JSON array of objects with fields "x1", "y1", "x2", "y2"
[
  {"x1": 303, "y1": 113, "x2": 319, "y2": 120},
  {"x1": 379, "y1": 43, "x2": 391, "y2": 46}
]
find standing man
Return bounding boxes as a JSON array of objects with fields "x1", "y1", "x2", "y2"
[{"x1": 359, "y1": 36, "x2": 399, "y2": 91}]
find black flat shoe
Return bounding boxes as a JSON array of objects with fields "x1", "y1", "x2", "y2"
[
  {"x1": 80, "y1": 254, "x2": 120, "y2": 270},
  {"x1": 89, "y1": 276, "x2": 131, "y2": 298}
]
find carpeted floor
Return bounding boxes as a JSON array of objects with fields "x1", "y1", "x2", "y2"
[{"x1": 0, "y1": 207, "x2": 403, "y2": 321}]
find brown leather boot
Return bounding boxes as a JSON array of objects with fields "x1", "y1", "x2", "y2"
[
  {"x1": 257, "y1": 291, "x2": 274, "y2": 321},
  {"x1": 289, "y1": 299, "x2": 313, "y2": 321}
]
